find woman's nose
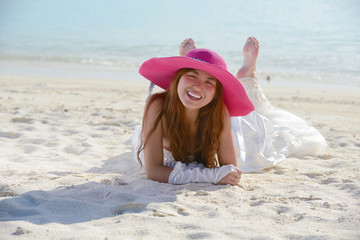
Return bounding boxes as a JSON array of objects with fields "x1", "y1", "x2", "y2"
[{"x1": 193, "y1": 79, "x2": 202, "y2": 88}]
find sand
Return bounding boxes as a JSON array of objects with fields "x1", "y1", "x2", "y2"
[{"x1": 0, "y1": 74, "x2": 359, "y2": 239}]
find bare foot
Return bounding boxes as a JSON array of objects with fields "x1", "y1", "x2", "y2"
[
  {"x1": 179, "y1": 38, "x2": 196, "y2": 56},
  {"x1": 236, "y1": 37, "x2": 259, "y2": 79}
]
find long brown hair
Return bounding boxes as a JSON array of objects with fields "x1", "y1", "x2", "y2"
[{"x1": 137, "y1": 68, "x2": 225, "y2": 168}]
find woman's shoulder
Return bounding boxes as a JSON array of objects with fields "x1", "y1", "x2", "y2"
[
  {"x1": 146, "y1": 93, "x2": 165, "y2": 110},
  {"x1": 143, "y1": 93, "x2": 166, "y2": 120}
]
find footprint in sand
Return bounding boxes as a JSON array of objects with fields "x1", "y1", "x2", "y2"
[
  {"x1": 152, "y1": 207, "x2": 190, "y2": 217},
  {"x1": 195, "y1": 190, "x2": 210, "y2": 196},
  {"x1": 249, "y1": 199, "x2": 266, "y2": 206},
  {"x1": 112, "y1": 203, "x2": 146, "y2": 215},
  {"x1": 275, "y1": 205, "x2": 291, "y2": 214},
  {"x1": 250, "y1": 200, "x2": 266, "y2": 206},
  {"x1": 11, "y1": 117, "x2": 33, "y2": 124},
  {"x1": 303, "y1": 172, "x2": 324, "y2": 179},
  {"x1": 152, "y1": 209, "x2": 176, "y2": 217},
  {"x1": 277, "y1": 213, "x2": 306, "y2": 224},
  {"x1": 273, "y1": 169, "x2": 287, "y2": 175},
  {"x1": 12, "y1": 227, "x2": 32, "y2": 236},
  {"x1": 0, "y1": 131, "x2": 21, "y2": 139},
  {"x1": 339, "y1": 142, "x2": 348, "y2": 147},
  {"x1": 320, "y1": 177, "x2": 342, "y2": 184},
  {"x1": 0, "y1": 184, "x2": 18, "y2": 197},
  {"x1": 177, "y1": 207, "x2": 190, "y2": 216},
  {"x1": 187, "y1": 232, "x2": 212, "y2": 239}
]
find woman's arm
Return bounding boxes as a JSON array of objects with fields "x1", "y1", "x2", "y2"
[
  {"x1": 218, "y1": 107, "x2": 238, "y2": 167},
  {"x1": 216, "y1": 107, "x2": 243, "y2": 185},
  {"x1": 142, "y1": 96, "x2": 173, "y2": 183}
]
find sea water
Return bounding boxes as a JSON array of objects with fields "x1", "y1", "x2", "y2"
[{"x1": 0, "y1": 0, "x2": 359, "y2": 86}]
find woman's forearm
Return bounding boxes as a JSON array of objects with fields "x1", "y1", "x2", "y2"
[{"x1": 145, "y1": 164, "x2": 174, "y2": 183}]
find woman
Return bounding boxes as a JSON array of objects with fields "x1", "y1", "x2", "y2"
[{"x1": 132, "y1": 37, "x2": 326, "y2": 185}]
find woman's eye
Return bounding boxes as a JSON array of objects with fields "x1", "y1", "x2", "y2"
[{"x1": 206, "y1": 81, "x2": 214, "y2": 86}]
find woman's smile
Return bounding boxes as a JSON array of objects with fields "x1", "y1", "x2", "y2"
[{"x1": 187, "y1": 90, "x2": 202, "y2": 100}]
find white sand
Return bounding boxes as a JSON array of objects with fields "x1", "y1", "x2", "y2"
[{"x1": 0, "y1": 75, "x2": 359, "y2": 239}]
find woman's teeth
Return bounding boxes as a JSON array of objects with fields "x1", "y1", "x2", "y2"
[{"x1": 187, "y1": 91, "x2": 202, "y2": 99}]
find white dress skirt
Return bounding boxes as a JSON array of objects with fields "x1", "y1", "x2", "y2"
[{"x1": 132, "y1": 77, "x2": 327, "y2": 173}]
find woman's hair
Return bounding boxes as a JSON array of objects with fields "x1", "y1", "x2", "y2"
[{"x1": 137, "y1": 68, "x2": 225, "y2": 168}]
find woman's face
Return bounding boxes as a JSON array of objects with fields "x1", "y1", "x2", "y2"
[{"x1": 177, "y1": 69, "x2": 217, "y2": 110}]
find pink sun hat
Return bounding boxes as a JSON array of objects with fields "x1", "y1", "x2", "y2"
[{"x1": 139, "y1": 48, "x2": 255, "y2": 116}]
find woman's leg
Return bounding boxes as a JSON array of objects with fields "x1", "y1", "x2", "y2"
[
  {"x1": 234, "y1": 37, "x2": 270, "y2": 109},
  {"x1": 234, "y1": 38, "x2": 326, "y2": 157},
  {"x1": 236, "y1": 37, "x2": 259, "y2": 79}
]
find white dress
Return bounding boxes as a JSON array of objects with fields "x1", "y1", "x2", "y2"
[
  {"x1": 238, "y1": 77, "x2": 327, "y2": 158},
  {"x1": 132, "y1": 77, "x2": 327, "y2": 173}
]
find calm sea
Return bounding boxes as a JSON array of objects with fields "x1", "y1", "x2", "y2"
[{"x1": 0, "y1": 0, "x2": 359, "y2": 86}]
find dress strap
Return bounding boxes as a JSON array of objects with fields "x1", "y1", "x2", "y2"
[{"x1": 147, "y1": 82, "x2": 155, "y2": 101}]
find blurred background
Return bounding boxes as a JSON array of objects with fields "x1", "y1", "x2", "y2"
[{"x1": 0, "y1": 0, "x2": 359, "y2": 86}]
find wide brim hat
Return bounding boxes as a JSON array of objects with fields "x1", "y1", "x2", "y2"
[{"x1": 139, "y1": 48, "x2": 254, "y2": 116}]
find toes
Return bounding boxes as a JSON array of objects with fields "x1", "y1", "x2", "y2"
[
  {"x1": 180, "y1": 38, "x2": 197, "y2": 56},
  {"x1": 248, "y1": 37, "x2": 260, "y2": 48},
  {"x1": 181, "y1": 38, "x2": 196, "y2": 47}
]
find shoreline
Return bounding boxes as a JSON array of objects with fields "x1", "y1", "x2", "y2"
[{"x1": 1, "y1": 59, "x2": 360, "y2": 89}]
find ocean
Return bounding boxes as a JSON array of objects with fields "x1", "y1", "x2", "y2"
[{"x1": 0, "y1": 0, "x2": 359, "y2": 86}]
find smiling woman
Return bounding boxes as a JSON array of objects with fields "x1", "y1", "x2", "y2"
[
  {"x1": 134, "y1": 46, "x2": 251, "y2": 185},
  {"x1": 132, "y1": 37, "x2": 327, "y2": 185}
]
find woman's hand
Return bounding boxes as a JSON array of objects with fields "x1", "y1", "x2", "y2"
[{"x1": 218, "y1": 168, "x2": 243, "y2": 185}]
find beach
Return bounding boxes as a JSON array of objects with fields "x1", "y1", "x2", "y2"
[
  {"x1": 0, "y1": 74, "x2": 359, "y2": 239},
  {"x1": 1, "y1": 0, "x2": 359, "y2": 238}
]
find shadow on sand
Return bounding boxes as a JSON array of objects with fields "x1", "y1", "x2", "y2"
[
  {"x1": 0, "y1": 151, "x2": 176, "y2": 225},
  {"x1": 0, "y1": 149, "x2": 228, "y2": 225}
]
